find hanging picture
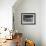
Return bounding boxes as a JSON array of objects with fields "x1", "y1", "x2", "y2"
[{"x1": 21, "y1": 13, "x2": 36, "y2": 25}]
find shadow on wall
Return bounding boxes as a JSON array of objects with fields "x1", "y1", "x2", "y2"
[
  {"x1": 12, "y1": 0, "x2": 24, "y2": 9},
  {"x1": 12, "y1": 0, "x2": 24, "y2": 33}
]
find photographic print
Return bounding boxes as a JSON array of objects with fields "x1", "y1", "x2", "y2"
[{"x1": 21, "y1": 13, "x2": 36, "y2": 25}]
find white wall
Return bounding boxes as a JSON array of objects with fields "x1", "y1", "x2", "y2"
[
  {"x1": 0, "y1": 0, "x2": 16, "y2": 30},
  {"x1": 41, "y1": 0, "x2": 46, "y2": 46},
  {"x1": 13, "y1": 0, "x2": 41, "y2": 46}
]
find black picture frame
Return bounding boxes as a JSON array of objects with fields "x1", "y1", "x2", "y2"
[{"x1": 21, "y1": 13, "x2": 36, "y2": 25}]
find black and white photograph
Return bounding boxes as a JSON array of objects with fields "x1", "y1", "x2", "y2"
[{"x1": 21, "y1": 13, "x2": 36, "y2": 25}]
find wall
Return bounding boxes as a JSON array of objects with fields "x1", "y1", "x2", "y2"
[
  {"x1": 13, "y1": 0, "x2": 41, "y2": 46},
  {"x1": 0, "y1": 0, "x2": 16, "y2": 30},
  {"x1": 41, "y1": 0, "x2": 46, "y2": 46}
]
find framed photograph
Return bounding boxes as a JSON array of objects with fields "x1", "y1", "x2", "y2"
[{"x1": 21, "y1": 13, "x2": 36, "y2": 25}]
